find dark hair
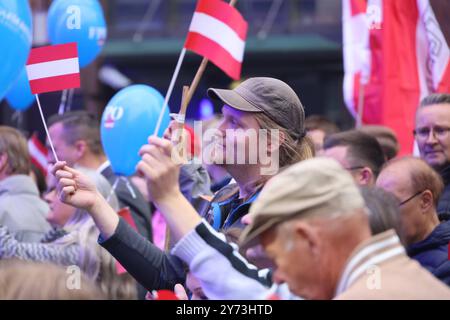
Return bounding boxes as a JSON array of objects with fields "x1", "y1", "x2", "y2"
[
  {"x1": 358, "y1": 125, "x2": 399, "y2": 160},
  {"x1": 323, "y1": 130, "x2": 385, "y2": 177},
  {"x1": 360, "y1": 186, "x2": 400, "y2": 236},
  {"x1": 383, "y1": 156, "x2": 444, "y2": 207},
  {"x1": 48, "y1": 111, "x2": 104, "y2": 155},
  {"x1": 305, "y1": 115, "x2": 340, "y2": 135},
  {"x1": 420, "y1": 93, "x2": 450, "y2": 108}
]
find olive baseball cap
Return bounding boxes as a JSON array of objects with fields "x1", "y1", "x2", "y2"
[{"x1": 208, "y1": 77, "x2": 306, "y2": 140}]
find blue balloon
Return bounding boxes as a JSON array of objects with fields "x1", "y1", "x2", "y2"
[
  {"x1": 48, "y1": 0, "x2": 107, "y2": 67},
  {"x1": 0, "y1": 1, "x2": 32, "y2": 101},
  {"x1": 101, "y1": 85, "x2": 171, "y2": 176},
  {"x1": 6, "y1": 67, "x2": 34, "y2": 111}
]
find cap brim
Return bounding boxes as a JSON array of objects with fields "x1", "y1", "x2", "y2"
[
  {"x1": 239, "y1": 216, "x2": 283, "y2": 249},
  {"x1": 207, "y1": 88, "x2": 262, "y2": 113}
]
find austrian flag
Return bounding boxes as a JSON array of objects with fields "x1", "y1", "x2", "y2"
[
  {"x1": 185, "y1": 0, "x2": 248, "y2": 80},
  {"x1": 26, "y1": 43, "x2": 80, "y2": 94}
]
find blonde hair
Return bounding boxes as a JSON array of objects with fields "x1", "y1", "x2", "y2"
[
  {"x1": 54, "y1": 167, "x2": 137, "y2": 299},
  {"x1": 0, "y1": 126, "x2": 30, "y2": 175},
  {"x1": 0, "y1": 260, "x2": 104, "y2": 300},
  {"x1": 254, "y1": 113, "x2": 314, "y2": 167},
  {"x1": 235, "y1": 113, "x2": 314, "y2": 197}
]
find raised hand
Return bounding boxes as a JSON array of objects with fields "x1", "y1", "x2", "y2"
[
  {"x1": 52, "y1": 161, "x2": 100, "y2": 211},
  {"x1": 137, "y1": 136, "x2": 182, "y2": 204}
]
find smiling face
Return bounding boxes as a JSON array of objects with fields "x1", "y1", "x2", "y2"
[
  {"x1": 206, "y1": 105, "x2": 262, "y2": 166},
  {"x1": 416, "y1": 103, "x2": 450, "y2": 170}
]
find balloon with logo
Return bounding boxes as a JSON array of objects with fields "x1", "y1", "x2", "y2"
[
  {"x1": 48, "y1": 0, "x2": 107, "y2": 68},
  {"x1": 101, "y1": 85, "x2": 171, "y2": 176},
  {"x1": 0, "y1": 1, "x2": 32, "y2": 101},
  {"x1": 5, "y1": 67, "x2": 34, "y2": 111}
]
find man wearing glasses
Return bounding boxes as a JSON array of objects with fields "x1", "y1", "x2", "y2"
[
  {"x1": 376, "y1": 157, "x2": 450, "y2": 286},
  {"x1": 415, "y1": 93, "x2": 450, "y2": 221},
  {"x1": 322, "y1": 130, "x2": 385, "y2": 186}
]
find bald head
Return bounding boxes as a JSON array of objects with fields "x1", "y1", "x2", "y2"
[
  {"x1": 377, "y1": 157, "x2": 443, "y2": 206},
  {"x1": 376, "y1": 157, "x2": 442, "y2": 245}
]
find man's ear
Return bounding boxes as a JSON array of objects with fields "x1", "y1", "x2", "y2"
[
  {"x1": 358, "y1": 167, "x2": 374, "y2": 186},
  {"x1": 267, "y1": 130, "x2": 286, "y2": 154},
  {"x1": 292, "y1": 220, "x2": 320, "y2": 256},
  {"x1": 420, "y1": 190, "x2": 434, "y2": 212},
  {"x1": 74, "y1": 140, "x2": 87, "y2": 159}
]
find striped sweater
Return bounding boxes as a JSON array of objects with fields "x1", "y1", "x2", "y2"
[{"x1": 0, "y1": 226, "x2": 80, "y2": 267}]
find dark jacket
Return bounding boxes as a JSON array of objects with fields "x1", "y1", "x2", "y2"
[
  {"x1": 100, "y1": 182, "x2": 259, "y2": 291},
  {"x1": 200, "y1": 183, "x2": 261, "y2": 231},
  {"x1": 100, "y1": 218, "x2": 186, "y2": 291},
  {"x1": 437, "y1": 166, "x2": 450, "y2": 221},
  {"x1": 407, "y1": 220, "x2": 450, "y2": 286},
  {"x1": 101, "y1": 165, "x2": 154, "y2": 241}
]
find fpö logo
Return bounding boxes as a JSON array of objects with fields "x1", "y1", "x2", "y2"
[{"x1": 103, "y1": 105, "x2": 124, "y2": 129}]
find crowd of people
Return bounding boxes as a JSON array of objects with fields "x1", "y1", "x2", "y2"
[{"x1": 0, "y1": 77, "x2": 450, "y2": 299}]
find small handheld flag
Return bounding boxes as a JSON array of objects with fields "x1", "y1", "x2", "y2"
[
  {"x1": 26, "y1": 43, "x2": 80, "y2": 94},
  {"x1": 26, "y1": 42, "x2": 81, "y2": 162},
  {"x1": 184, "y1": 0, "x2": 248, "y2": 80}
]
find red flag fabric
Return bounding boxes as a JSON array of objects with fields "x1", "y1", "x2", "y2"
[
  {"x1": 28, "y1": 133, "x2": 48, "y2": 176},
  {"x1": 184, "y1": 0, "x2": 248, "y2": 80},
  {"x1": 343, "y1": 0, "x2": 450, "y2": 155},
  {"x1": 26, "y1": 43, "x2": 80, "y2": 94}
]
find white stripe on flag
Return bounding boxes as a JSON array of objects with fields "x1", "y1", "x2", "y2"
[
  {"x1": 26, "y1": 58, "x2": 80, "y2": 81},
  {"x1": 189, "y1": 12, "x2": 245, "y2": 62},
  {"x1": 28, "y1": 140, "x2": 48, "y2": 169}
]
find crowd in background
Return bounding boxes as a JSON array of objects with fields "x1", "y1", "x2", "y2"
[{"x1": 0, "y1": 78, "x2": 450, "y2": 300}]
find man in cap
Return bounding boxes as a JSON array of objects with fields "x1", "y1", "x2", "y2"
[
  {"x1": 51, "y1": 77, "x2": 313, "y2": 294},
  {"x1": 199, "y1": 77, "x2": 313, "y2": 230},
  {"x1": 239, "y1": 158, "x2": 450, "y2": 299},
  {"x1": 54, "y1": 145, "x2": 450, "y2": 299}
]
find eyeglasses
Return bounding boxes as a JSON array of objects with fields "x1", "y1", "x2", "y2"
[
  {"x1": 344, "y1": 166, "x2": 365, "y2": 171},
  {"x1": 399, "y1": 190, "x2": 424, "y2": 206},
  {"x1": 413, "y1": 126, "x2": 450, "y2": 141}
]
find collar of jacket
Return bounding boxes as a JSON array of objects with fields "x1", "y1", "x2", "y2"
[
  {"x1": 0, "y1": 174, "x2": 40, "y2": 197},
  {"x1": 406, "y1": 220, "x2": 450, "y2": 257},
  {"x1": 440, "y1": 165, "x2": 450, "y2": 186},
  {"x1": 334, "y1": 229, "x2": 405, "y2": 296}
]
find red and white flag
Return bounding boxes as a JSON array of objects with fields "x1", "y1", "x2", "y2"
[
  {"x1": 26, "y1": 43, "x2": 80, "y2": 94},
  {"x1": 184, "y1": 0, "x2": 248, "y2": 80},
  {"x1": 343, "y1": 0, "x2": 450, "y2": 155},
  {"x1": 28, "y1": 133, "x2": 48, "y2": 176}
]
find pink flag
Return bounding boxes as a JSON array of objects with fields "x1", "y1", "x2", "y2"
[
  {"x1": 184, "y1": 0, "x2": 248, "y2": 80},
  {"x1": 26, "y1": 43, "x2": 80, "y2": 94}
]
